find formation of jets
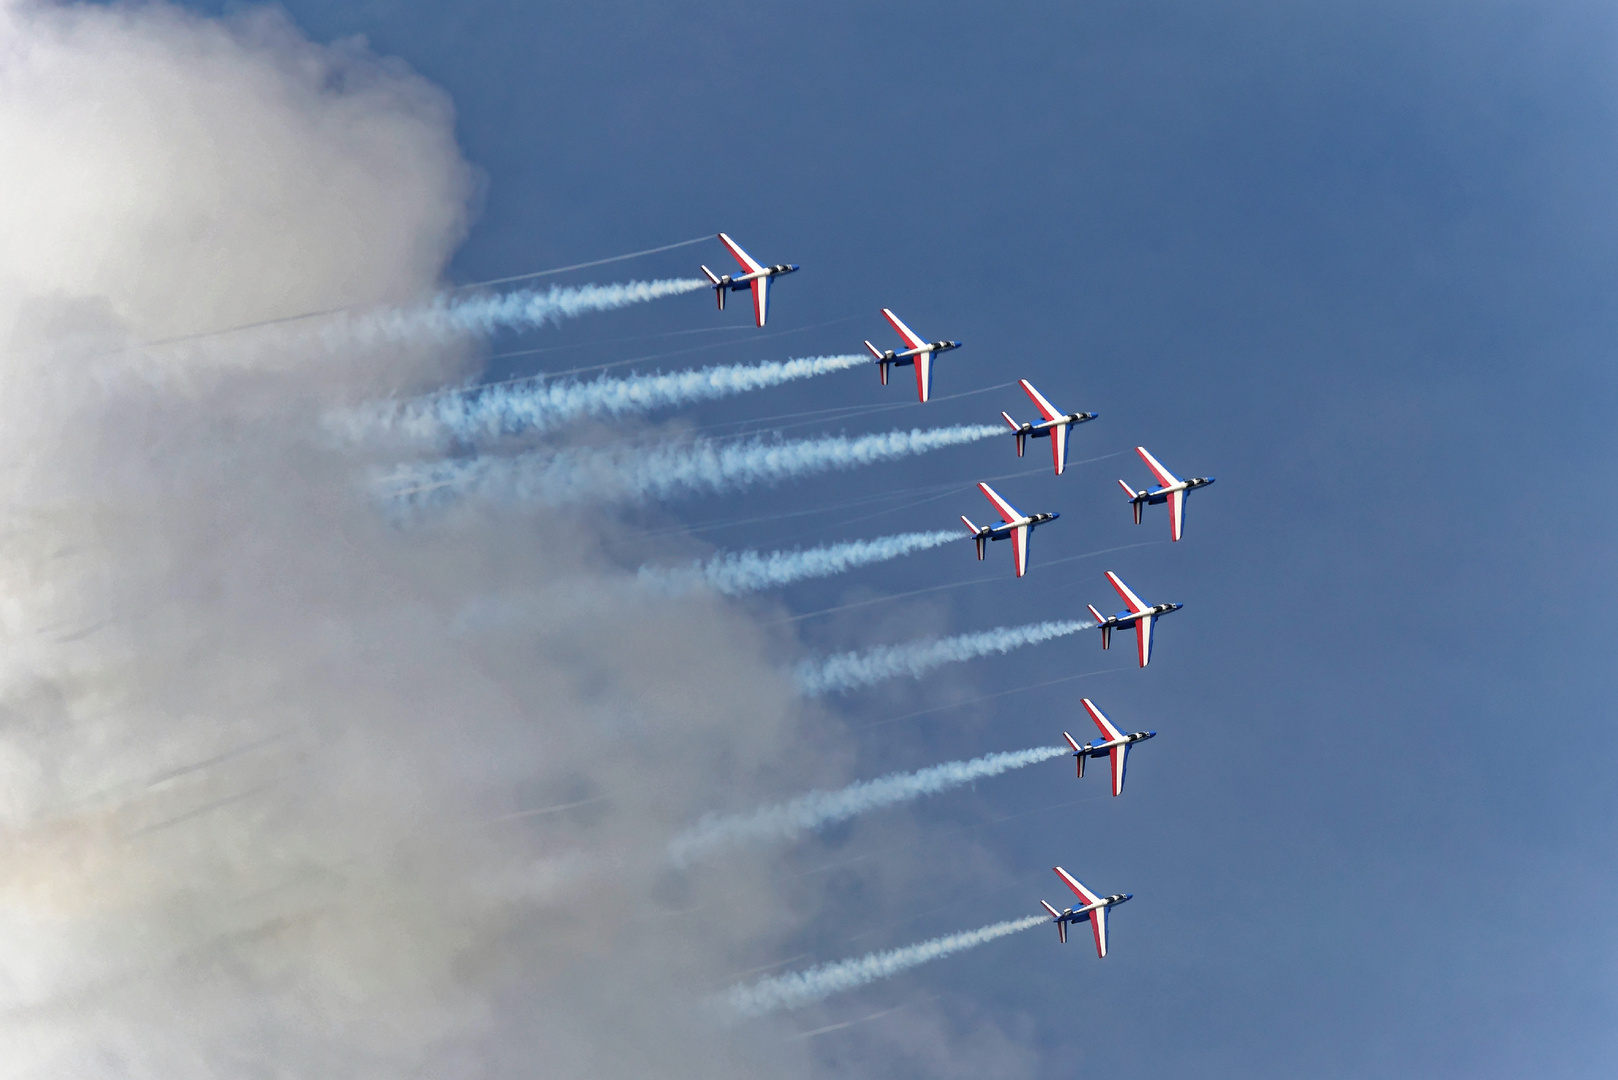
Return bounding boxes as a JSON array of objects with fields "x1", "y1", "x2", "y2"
[{"x1": 702, "y1": 233, "x2": 1224, "y2": 962}]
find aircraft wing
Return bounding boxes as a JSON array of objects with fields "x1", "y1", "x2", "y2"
[
  {"x1": 1050, "y1": 421, "x2": 1069, "y2": 476},
  {"x1": 1011, "y1": 523, "x2": 1029, "y2": 577},
  {"x1": 1109, "y1": 743, "x2": 1130, "y2": 797},
  {"x1": 1167, "y1": 487, "x2": 1185, "y2": 542},
  {"x1": 1106, "y1": 571, "x2": 1149, "y2": 614},
  {"x1": 750, "y1": 274, "x2": 769, "y2": 327},
  {"x1": 1081, "y1": 698, "x2": 1124, "y2": 743},
  {"x1": 1136, "y1": 446, "x2": 1181, "y2": 489},
  {"x1": 1088, "y1": 903, "x2": 1109, "y2": 958},
  {"x1": 718, "y1": 232, "x2": 764, "y2": 274},
  {"x1": 1054, "y1": 866, "x2": 1101, "y2": 907},
  {"x1": 882, "y1": 308, "x2": 929, "y2": 351},
  {"x1": 914, "y1": 348, "x2": 933, "y2": 402},
  {"x1": 1019, "y1": 379, "x2": 1062, "y2": 422},
  {"x1": 1134, "y1": 615, "x2": 1154, "y2": 668},
  {"x1": 978, "y1": 482, "x2": 1021, "y2": 524}
]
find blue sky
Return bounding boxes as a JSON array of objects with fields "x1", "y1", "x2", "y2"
[{"x1": 186, "y1": 1, "x2": 1618, "y2": 1074}]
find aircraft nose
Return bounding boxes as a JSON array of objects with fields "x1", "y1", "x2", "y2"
[{"x1": 1050, "y1": 512, "x2": 1060, "y2": 519}]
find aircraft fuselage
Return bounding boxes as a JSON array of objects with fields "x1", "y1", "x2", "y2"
[
  {"x1": 1099, "y1": 602, "x2": 1182, "y2": 629},
  {"x1": 978, "y1": 511, "x2": 1058, "y2": 542},
  {"x1": 1074, "y1": 731, "x2": 1156, "y2": 758},
  {"x1": 1132, "y1": 476, "x2": 1215, "y2": 505},
  {"x1": 713, "y1": 263, "x2": 798, "y2": 290}
]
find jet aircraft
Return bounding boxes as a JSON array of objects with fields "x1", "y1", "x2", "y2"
[
  {"x1": 1064, "y1": 698, "x2": 1156, "y2": 796},
  {"x1": 960, "y1": 482, "x2": 1058, "y2": 578},
  {"x1": 1117, "y1": 446, "x2": 1215, "y2": 542},
  {"x1": 864, "y1": 308, "x2": 960, "y2": 403},
  {"x1": 1000, "y1": 379, "x2": 1097, "y2": 476},
  {"x1": 700, "y1": 232, "x2": 798, "y2": 327},
  {"x1": 1085, "y1": 571, "x2": 1182, "y2": 668},
  {"x1": 1039, "y1": 867, "x2": 1132, "y2": 957}
]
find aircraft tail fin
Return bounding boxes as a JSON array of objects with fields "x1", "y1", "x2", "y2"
[
  {"x1": 1063, "y1": 731, "x2": 1086, "y2": 777},
  {"x1": 1117, "y1": 479, "x2": 1143, "y2": 524},
  {"x1": 1039, "y1": 900, "x2": 1067, "y2": 943},
  {"x1": 1087, "y1": 603, "x2": 1105, "y2": 624},
  {"x1": 1001, "y1": 412, "x2": 1028, "y2": 457},
  {"x1": 961, "y1": 516, "x2": 985, "y2": 560},
  {"x1": 701, "y1": 266, "x2": 725, "y2": 310},
  {"x1": 864, "y1": 339, "x2": 883, "y2": 360}
]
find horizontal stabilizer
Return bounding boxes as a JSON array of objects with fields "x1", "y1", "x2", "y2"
[
  {"x1": 865, "y1": 339, "x2": 884, "y2": 360},
  {"x1": 1001, "y1": 410, "x2": 1021, "y2": 431},
  {"x1": 1062, "y1": 731, "x2": 1084, "y2": 752},
  {"x1": 1117, "y1": 478, "x2": 1140, "y2": 500},
  {"x1": 700, "y1": 265, "x2": 722, "y2": 285}
]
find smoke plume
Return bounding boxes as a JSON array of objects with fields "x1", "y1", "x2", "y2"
[
  {"x1": 348, "y1": 352, "x2": 868, "y2": 445},
  {"x1": 723, "y1": 917, "x2": 1048, "y2": 1018},
  {"x1": 638, "y1": 529, "x2": 962, "y2": 595},
  {"x1": 386, "y1": 423, "x2": 1006, "y2": 507},
  {"x1": 669, "y1": 746, "x2": 1069, "y2": 864},
  {"x1": 0, "y1": 4, "x2": 861, "y2": 1077},
  {"x1": 796, "y1": 620, "x2": 1095, "y2": 696}
]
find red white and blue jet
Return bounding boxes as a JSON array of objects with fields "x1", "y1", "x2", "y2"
[
  {"x1": 864, "y1": 308, "x2": 961, "y2": 403},
  {"x1": 1086, "y1": 571, "x2": 1182, "y2": 668},
  {"x1": 1117, "y1": 446, "x2": 1215, "y2": 542},
  {"x1": 960, "y1": 482, "x2": 1059, "y2": 578},
  {"x1": 1064, "y1": 698, "x2": 1155, "y2": 796},
  {"x1": 700, "y1": 232, "x2": 799, "y2": 327},
  {"x1": 1039, "y1": 867, "x2": 1132, "y2": 957},
  {"x1": 1000, "y1": 379, "x2": 1097, "y2": 476}
]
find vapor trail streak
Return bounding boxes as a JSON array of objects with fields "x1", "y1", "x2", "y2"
[
  {"x1": 668, "y1": 745, "x2": 1069, "y2": 864},
  {"x1": 638, "y1": 530, "x2": 961, "y2": 596},
  {"x1": 370, "y1": 353, "x2": 868, "y2": 443},
  {"x1": 151, "y1": 278, "x2": 706, "y2": 347},
  {"x1": 349, "y1": 278, "x2": 708, "y2": 343},
  {"x1": 723, "y1": 916, "x2": 1047, "y2": 1017},
  {"x1": 432, "y1": 278, "x2": 710, "y2": 334},
  {"x1": 385, "y1": 424, "x2": 1004, "y2": 507},
  {"x1": 795, "y1": 619, "x2": 1095, "y2": 697}
]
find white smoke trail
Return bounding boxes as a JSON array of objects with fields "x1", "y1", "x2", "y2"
[
  {"x1": 363, "y1": 353, "x2": 868, "y2": 443},
  {"x1": 669, "y1": 745, "x2": 1068, "y2": 864},
  {"x1": 318, "y1": 278, "x2": 708, "y2": 351},
  {"x1": 385, "y1": 424, "x2": 1005, "y2": 507},
  {"x1": 795, "y1": 619, "x2": 1095, "y2": 697},
  {"x1": 723, "y1": 916, "x2": 1048, "y2": 1018},
  {"x1": 424, "y1": 278, "x2": 709, "y2": 335},
  {"x1": 639, "y1": 530, "x2": 961, "y2": 596}
]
